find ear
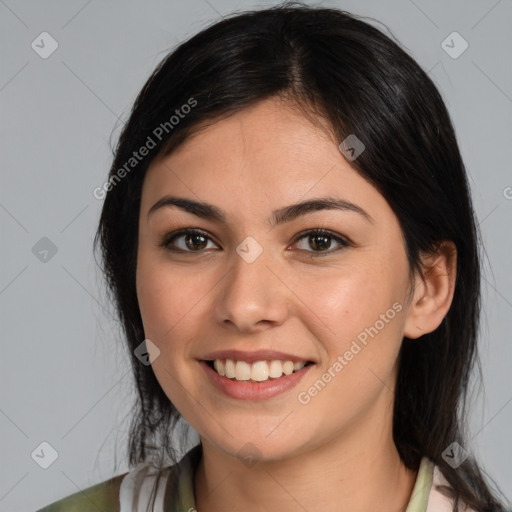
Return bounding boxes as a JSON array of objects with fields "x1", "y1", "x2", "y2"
[{"x1": 403, "y1": 241, "x2": 457, "y2": 339}]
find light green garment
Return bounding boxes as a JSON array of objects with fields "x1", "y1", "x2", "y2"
[
  {"x1": 35, "y1": 445, "x2": 436, "y2": 512},
  {"x1": 405, "y1": 456, "x2": 434, "y2": 512}
]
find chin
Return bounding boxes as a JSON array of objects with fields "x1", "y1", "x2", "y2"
[{"x1": 201, "y1": 425, "x2": 312, "y2": 465}]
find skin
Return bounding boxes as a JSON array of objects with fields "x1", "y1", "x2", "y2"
[{"x1": 136, "y1": 96, "x2": 457, "y2": 512}]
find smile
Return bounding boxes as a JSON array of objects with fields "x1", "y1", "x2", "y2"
[
  {"x1": 200, "y1": 358, "x2": 314, "y2": 400},
  {"x1": 208, "y1": 358, "x2": 311, "y2": 382}
]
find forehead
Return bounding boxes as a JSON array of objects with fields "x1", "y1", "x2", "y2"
[
  {"x1": 141, "y1": 98, "x2": 389, "y2": 224},
  {"x1": 152, "y1": 99, "x2": 334, "y2": 174}
]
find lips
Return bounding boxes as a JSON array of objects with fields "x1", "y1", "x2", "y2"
[
  {"x1": 199, "y1": 359, "x2": 314, "y2": 400},
  {"x1": 200, "y1": 349, "x2": 315, "y2": 365},
  {"x1": 197, "y1": 349, "x2": 316, "y2": 399}
]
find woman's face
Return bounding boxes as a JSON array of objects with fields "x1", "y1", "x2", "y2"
[{"x1": 136, "y1": 97, "x2": 415, "y2": 462}]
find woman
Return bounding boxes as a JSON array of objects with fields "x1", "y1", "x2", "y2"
[{"x1": 36, "y1": 2, "x2": 510, "y2": 511}]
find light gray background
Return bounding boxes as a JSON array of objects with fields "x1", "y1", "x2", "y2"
[{"x1": 1, "y1": 1, "x2": 511, "y2": 510}]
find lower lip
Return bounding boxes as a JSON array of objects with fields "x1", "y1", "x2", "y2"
[{"x1": 199, "y1": 361, "x2": 314, "y2": 400}]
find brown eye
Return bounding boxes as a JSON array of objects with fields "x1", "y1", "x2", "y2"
[
  {"x1": 160, "y1": 227, "x2": 350, "y2": 257},
  {"x1": 293, "y1": 229, "x2": 350, "y2": 256},
  {"x1": 160, "y1": 229, "x2": 218, "y2": 252}
]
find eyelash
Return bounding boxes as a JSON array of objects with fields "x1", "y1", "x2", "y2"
[{"x1": 159, "y1": 228, "x2": 351, "y2": 257}]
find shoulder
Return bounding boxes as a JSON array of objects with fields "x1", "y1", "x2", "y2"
[
  {"x1": 426, "y1": 460, "x2": 510, "y2": 512},
  {"x1": 34, "y1": 471, "x2": 128, "y2": 512},
  {"x1": 425, "y1": 461, "x2": 474, "y2": 512},
  {"x1": 34, "y1": 445, "x2": 202, "y2": 512}
]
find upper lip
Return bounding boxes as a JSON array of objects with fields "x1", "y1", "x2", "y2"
[{"x1": 200, "y1": 349, "x2": 315, "y2": 364}]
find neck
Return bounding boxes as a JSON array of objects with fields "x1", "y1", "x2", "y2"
[{"x1": 194, "y1": 410, "x2": 418, "y2": 512}]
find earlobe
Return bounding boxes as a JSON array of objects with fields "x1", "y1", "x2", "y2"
[{"x1": 403, "y1": 241, "x2": 457, "y2": 340}]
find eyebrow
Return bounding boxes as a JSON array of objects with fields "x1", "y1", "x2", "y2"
[{"x1": 147, "y1": 195, "x2": 374, "y2": 227}]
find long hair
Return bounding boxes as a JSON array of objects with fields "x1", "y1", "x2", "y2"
[{"x1": 94, "y1": 3, "x2": 509, "y2": 510}]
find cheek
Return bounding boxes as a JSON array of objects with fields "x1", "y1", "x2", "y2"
[
  {"x1": 301, "y1": 261, "x2": 402, "y2": 340},
  {"x1": 292, "y1": 263, "x2": 406, "y2": 421},
  {"x1": 136, "y1": 252, "x2": 200, "y2": 339},
  {"x1": 136, "y1": 256, "x2": 201, "y2": 413}
]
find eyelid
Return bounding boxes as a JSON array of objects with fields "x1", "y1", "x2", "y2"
[
  {"x1": 292, "y1": 227, "x2": 351, "y2": 245},
  {"x1": 291, "y1": 228, "x2": 351, "y2": 256},
  {"x1": 159, "y1": 227, "x2": 351, "y2": 255},
  {"x1": 160, "y1": 228, "x2": 218, "y2": 251}
]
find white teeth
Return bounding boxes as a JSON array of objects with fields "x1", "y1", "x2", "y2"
[
  {"x1": 269, "y1": 360, "x2": 283, "y2": 378},
  {"x1": 211, "y1": 359, "x2": 309, "y2": 381},
  {"x1": 294, "y1": 361, "x2": 306, "y2": 371},
  {"x1": 235, "y1": 361, "x2": 251, "y2": 381},
  {"x1": 213, "y1": 359, "x2": 225, "y2": 376},
  {"x1": 251, "y1": 361, "x2": 269, "y2": 381},
  {"x1": 283, "y1": 361, "x2": 294, "y2": 375},
  {"x1": 225, "y1": 359, "x2": 236, "y2": 379}
]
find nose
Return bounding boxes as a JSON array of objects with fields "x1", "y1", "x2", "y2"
[{"x1": 213, "y1": 244, "x2": 290, "y2": 333}]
